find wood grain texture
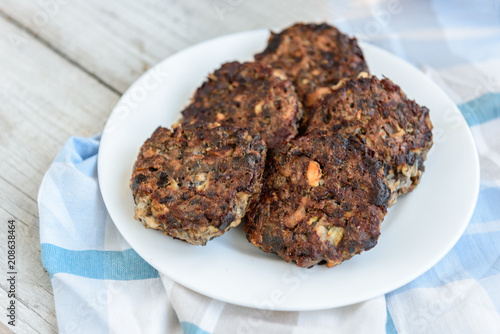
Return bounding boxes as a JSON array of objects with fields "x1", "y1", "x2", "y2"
[
  {"x1": 0, "y1": 0, "x2": 337, "y2": 93},
  {"x1": 0, "y1": 14, "x2": 119, "y2": 333}
]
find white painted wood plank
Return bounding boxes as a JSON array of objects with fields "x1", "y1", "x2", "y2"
[
  {"x1": 0, "y1": 15, "x2": 120, "y2": 333},
  {"x1": 0, "y1": 0, "x2": 336, "y2": 93}
]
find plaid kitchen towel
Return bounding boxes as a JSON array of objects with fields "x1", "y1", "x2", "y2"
[{"x1": 38, "y1": 1, "x2": 500, "y2": 333}]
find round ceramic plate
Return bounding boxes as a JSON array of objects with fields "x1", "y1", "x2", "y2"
[{"x1": 98, "y1": 29, "x2": 480, "y2": 311}]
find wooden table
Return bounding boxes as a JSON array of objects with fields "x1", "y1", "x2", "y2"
[{"x1": 0, "y1": 1, "x2": 353, "y2": 332}]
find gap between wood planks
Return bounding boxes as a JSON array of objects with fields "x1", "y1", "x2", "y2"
[
  {"x1": 0, "y1": 283, "x2": 54, "y2": 329},
  {"x1": 0, "y1": 8, "x2": 122, "y2": 97}
]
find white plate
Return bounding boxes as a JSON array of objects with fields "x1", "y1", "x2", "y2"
[{"x1": 98, "y1": 30, "x2": 480, "y2": 311}]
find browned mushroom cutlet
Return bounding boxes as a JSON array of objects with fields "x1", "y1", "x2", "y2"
[
  {"x1": 244, "y1": 131, "x2": 390, "y2": 268},
  {"x1": 180, "y1": 61, "x2": 303, "y2": 149},
  {"x1": 306, "y1": 74, "x2": 433, "y2": 205},
  {"x1": 255, "y1": 22, "x2": 368, "y2": 108},
  {"x1": 131, "y1": 124, "x2": 267, "y2": 245}
]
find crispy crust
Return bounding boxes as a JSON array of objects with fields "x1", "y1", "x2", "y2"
[
  {"x1": 244, "y1": 132, "x2": 390, "y2": 268},
  {"x1": 131, "y1": 124, "x2": 267, "y2": 245},
  {"x1": 306, "y1": 75, "x2": 433, "y2": 205},
  {"x1": 255, "y1": 22, "x2": 368, "y2": 106},
  {"x1": 180, "y1": 61, "x2": 303, "y2": 149}
]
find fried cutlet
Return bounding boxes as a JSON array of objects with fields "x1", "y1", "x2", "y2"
[
  {"x1": 244, "y1": 131, "x2": 390, "y2": 268},
  {"x1": 255, "y1": 22, "x2": 368, "y2": 106},
  {"x1": 131, "y1": 124, "x2": 267, "y2": 245},
  {"x1": 306, "y1": 74, "x2": 433, "y2": 205},
  {"x1": 180, "y1": 61, "x2": 303, "y2": 149}
]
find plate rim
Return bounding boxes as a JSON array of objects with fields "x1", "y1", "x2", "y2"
[{"x1": 98, "y1": 28, "x2": 480, "y2": 311}]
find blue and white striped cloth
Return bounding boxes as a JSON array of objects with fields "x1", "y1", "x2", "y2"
[{"x1": 39, "y1": 1, "x2": 500, "y2": 333}]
